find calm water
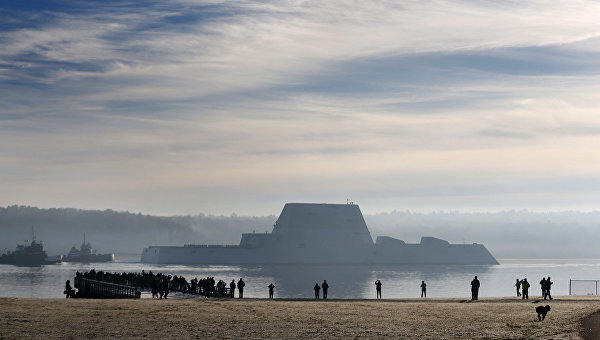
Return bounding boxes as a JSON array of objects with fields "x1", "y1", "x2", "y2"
[{"x1": 1, "y1": 257, "x2": 599, "y2": 299}]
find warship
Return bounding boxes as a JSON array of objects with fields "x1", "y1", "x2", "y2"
[
  {"x1": 141, "y1": 203, "x2": 498, "y2": 265},
  {"x1": 63, "y1": 234, "x2": 114, "y2": 263},
  {"x1": 0, "y1": 229, "x2": 62, "y2": 266}
]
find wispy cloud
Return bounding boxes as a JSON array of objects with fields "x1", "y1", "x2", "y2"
[{"x1": 2, "y1": 0, "x2": 600, "y2": 214}]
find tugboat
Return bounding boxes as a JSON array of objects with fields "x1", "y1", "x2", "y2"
[
  {"x1": 0, "y1": 227, "x2": 62, "y2": 266},
  {"x1": 64, "y1": 234, "x2": 114, "y2": 263}
]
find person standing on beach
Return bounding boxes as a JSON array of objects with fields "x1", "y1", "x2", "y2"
[
  {"x1": 229, "y1": 280, "x2": 236, "y2": 298},
  {"x1": 540, "y1": 277, "x2": 547, "y2": 299},
  {"x1": 151, "y1": 277, "x2": 159, "y2": 298},
  {"x1": 375, "y1": 280, "x2": 382, "y2": 299},
  {"x1": 64, "y1": 280, "x2": 74, "y2": 298},
  {"x1": 545, "y1": 277, "x2": 553, "y2": 300},
  {"x1": 470, "y1": 276, "x2": 480, "y2": 300},
  {"x1": 314, "y1": 283, "x2": 320, "y2": 299},
  {"x1": 515, "y1": 279, "x2": 521, "y2": 297},
  {"x1": 421, "y1": 281, "x2": 427, "y2": 298},
  {"x1": 521, "y1": 278, "x2": 529, "y2": 299},
  {"x1": 322, "y1": 280, "x2": 329, "y2": 300},
  {"x1": 268, "y1": 283, "x2": 275, "y2": 299},
  {"x1": 237, "y1": 278, "x2": 245, "y2": 299},
  {"x1": 162, "y1": 277, "x2": 169, "y2": 299}
]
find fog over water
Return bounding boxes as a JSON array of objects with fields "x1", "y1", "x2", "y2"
[
  {"x1": 1, "y1": 258, "x2": 599, "y2": 299},
  {"x1": 3, "y1": 206, "x2": 600, "y2": 259}
]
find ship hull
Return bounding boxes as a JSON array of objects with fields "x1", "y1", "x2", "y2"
[
  {"x1": 0, "y1": 254, "x2": 61, "y2": 266},
  {"x1": 63, "y1": 253, "x2": 114, "y2": 263},
  {"x1": 141, "y1": 243, "x2": 498, "y2": 265}
]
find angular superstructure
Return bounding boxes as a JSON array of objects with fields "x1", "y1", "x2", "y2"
[{"x1": 141, "y1": 203, "x2": 498, "y2": 265}]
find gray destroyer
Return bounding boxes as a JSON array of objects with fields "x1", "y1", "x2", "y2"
[{"x1": 141, "y1": 203, "x2": 498, "y2": 265}]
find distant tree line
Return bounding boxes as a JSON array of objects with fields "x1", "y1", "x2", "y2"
[{"x1": 2, "y1": 205, "x2": 600, "y2": 258}]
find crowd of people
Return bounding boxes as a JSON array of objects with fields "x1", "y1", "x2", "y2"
[
  {"x1": 73, "y1": 269, "x2": 250, "y2": 299},
  {"x1": 514, "y1": 277, "x2": 553, "y2": 300},
  {"x1": 75, "y1": 269, "x2": 174, "y2": 291},
  {"x1": 69, "y1": 270, "x2": 557, "y2": 300}
]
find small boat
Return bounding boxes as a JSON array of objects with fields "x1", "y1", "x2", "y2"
[
  {"x1": 63, "y1": 234, "x2": 114, "y2": 263},
  {"x1": 0, "y1": 228, "x2": 62, "y2": 266}
]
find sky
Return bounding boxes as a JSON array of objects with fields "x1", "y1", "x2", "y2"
[{"x1": 2, "y1": 0, "x2": 600, "y2": 216}]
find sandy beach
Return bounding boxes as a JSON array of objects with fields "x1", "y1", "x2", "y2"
[{"x1": 1, "y1": 296, "x2": 599, "y2": 339}]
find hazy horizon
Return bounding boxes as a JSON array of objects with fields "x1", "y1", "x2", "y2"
[
  {"x1": 4, "y1": 202, "x2": 600, "y2": 218},
  {"x1": 3, "y1": 204, "x2": 600, "y2": 259}
]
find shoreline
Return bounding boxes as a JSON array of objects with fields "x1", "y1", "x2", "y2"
[{"x1": 1, "y1": 296, "x2": 599, "y2": 339}]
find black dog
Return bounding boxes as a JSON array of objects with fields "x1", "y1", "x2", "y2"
[{"x1": 536, "y1": 305, "x2": 551, "y2": 321}]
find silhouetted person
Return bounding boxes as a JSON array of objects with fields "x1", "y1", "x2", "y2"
[
  {"x1": 470, "y1": 276, "x2": 480, "y2": 300},
  {"x1": 237, "y1": 278, "x2": 245, "y2": 299},
  {"x1": 515, "y1": 279, "x2": 521, "y2": 297},
  {"x1": 230, "y1": 280, "x2": 236, "y2": 298},
  {"x1": 158, "y1": 282, "x2": 164, "y2": 299},
  {"x1": 322, "y1": 280, "x2": 329, "y2": 299},
  {"x1": 151, "y1": 277, "x2": 159, "y2": 298},
  {"x1": 540, "y1": 277, "x2": 547, "y2": 299},
  {"x1": 375, "y1": 280, "x2": 382, "y2": 299},
  {"x1": 64, "y1": 280, "x2": 74, "y2": 298},
  {"x1": 545, "y1": 277, "x2": 553, "y2": 300},
  {"x1": 314, "y1": 283, "x2": 320, "y2": 299},
  {"x1": 162, "y1": 277, "x2": 169, "y2": 299},
  {"x1": 521, "y1": 278, "x2": 530, "y2": 299},
  {"x1": 421, "y1": 281, "x2": 427, "y2": 298},
  {"x1": 268, "y1": 283, "x2": 275, "y2": 299}
]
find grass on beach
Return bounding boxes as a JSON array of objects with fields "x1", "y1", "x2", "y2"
[{"x1": 1, "y1": 297, "x2": 599, "y2": 339}]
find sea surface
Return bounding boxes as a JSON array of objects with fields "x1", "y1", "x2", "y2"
[{"x1": 1, "y1": 257, "x2": 599, "y2": 299}]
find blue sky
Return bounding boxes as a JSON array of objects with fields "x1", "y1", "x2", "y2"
[{"x1": 2, "y1": 0, "x2": 600, "y2": 215}]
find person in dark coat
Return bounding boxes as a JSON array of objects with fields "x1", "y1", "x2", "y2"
[
  {"x1": 158, "y1": 278, "x2": 164, "y2": 299},
  {"x1": 545, "y1": 277, "x2": 553, "y2": 300},
  {"x1": 64, "y1": 280, "x2": 74, "y2": 298},
  {"x1": 151, "y1": 277, "x2": 159, "y2": 298},
  {"x1": 521, "y1": 278, "x2": 530, "y2": 299},
  {"x1": 420, "y1": 281, "x2": 427, "y2": 298},
  {"x1": 162, "y1": 277, "x2": 169, "y2": 299},
  {"x1": 237, "y1": 278, "x2": 245, "y2": 299},
  {"x1": 314, "y1": 283, "x2": 320, "y2": 299},
  {"x1": 540, "y1": 277, "x2": 547, "y2": 299},
  {"x1": 375, "y1": 280, "x2": 382, "y2": 299},
  {"x1": 268, "y1": 283, "x2": 275, "y2": 299},
  {"x1": 470, "y1": 276, "x2": 480, "y2": 300},
  {"x1": 229, "y1": 280, "x2": 236, "y2": 298},
  {"x1": 322, "y1": 280, "x2": 329, "y2": 299}
]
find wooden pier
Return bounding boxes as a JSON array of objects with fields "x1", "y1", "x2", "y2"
[{"x1": 74, "y1": 277, "x2": 141, "y2": 299}]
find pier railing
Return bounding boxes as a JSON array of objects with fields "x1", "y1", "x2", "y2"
[
  {"x1": 74, "y1": 277, "x2": 141, "y2": 299},
  {"x1": 186, "y1": 284, "x2": 231, "y2": 297}
]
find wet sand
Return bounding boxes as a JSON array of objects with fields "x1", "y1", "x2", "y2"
[{"x1": 1, "y1": 296, "x2": 599, "y2": 339}]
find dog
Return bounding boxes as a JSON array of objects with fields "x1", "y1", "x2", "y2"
[{"x1": 536, "y1": 305, "x2": 551, "y2": 321}]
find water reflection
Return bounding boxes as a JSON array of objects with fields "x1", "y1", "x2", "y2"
[
  {"x1": 1, "y1": 259, "x2": 600, "y2": 298},
  {"x1": 255, "y1": 265, "x2": 373, "y2": 299}
]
